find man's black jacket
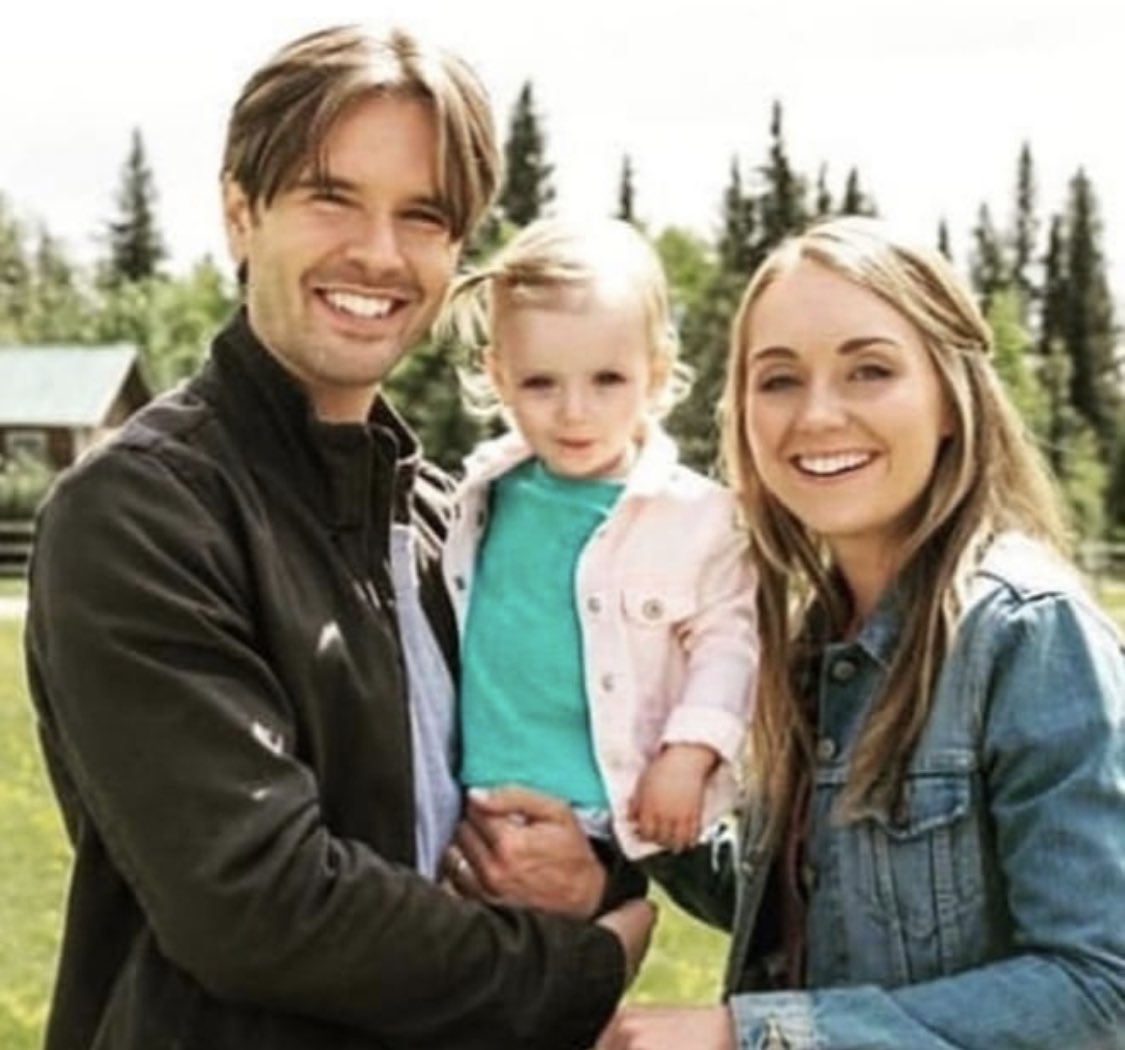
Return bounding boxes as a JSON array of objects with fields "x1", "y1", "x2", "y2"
[{"x1": 25, "y1": 311, "x2": 623, "y2": 1049}]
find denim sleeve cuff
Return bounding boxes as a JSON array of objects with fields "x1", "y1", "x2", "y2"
[{"x1": 729, "y1": 991, "x2": 818, "y2": 1050}]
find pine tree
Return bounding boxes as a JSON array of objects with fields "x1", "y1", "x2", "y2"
[
  {"x1": 758, "y1": 101, "x2": 806, "y2": 248},
  {"x1": 814, "y1": 164, "x2": 833, "y2": 218},
  {"x1": 1060, "y1": 168, "x2": 1119, "y2": 457},
  {"x1": 616, "y1": 154, "x2": 636, "y2": 224},
  {"x1": 666, "y1": 272, "x2": 739, "y2": 473},
  {"x1": 987, "y1": 287, "x2": 1048, "y2": 438},
  {"x1": 839, "y1": 168, "x2": 876, "y2": 216},
  {"x1": 1038, "y1": 216, "x2": 1071, "y2": 477},
  {"x1": 104, "y1": 127, "x2": 166, "y2": 285},
  {"x1": 497, "y1": 82, "x2": 554, "y2": 228},
  {"x1": 1038, "y1": 214, "x2": 1067, "y2": 359},
  {"x1": 1010, "y1": 142, "x2": 1039, "y2": 321},
  {"x1": 1037, "y1": 334, "x2": 1108, "y2": 537},
  {"x1": 717, "y1": 159, "x2": 758, "y2": 278},
  {"x1": 937, "y1": 218, "x2": 952, "y2": 261},
  {"x1": 385, "y1": 333, "x2": 484, "y2": 472},
  {"x1": 968, "y1": 203, "x2": 1008, "y2": 311},
  {"x1": 670, "y1": 160, "x2": 756, "y2": 471}
]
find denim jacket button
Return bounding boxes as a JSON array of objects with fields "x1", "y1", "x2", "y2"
[
  {"x1": 601, "y1": 673, "x2": 615, "y2": 692},
  {"x1": 642, "y1": 598, "x2": 664, "y2": 620},
  {"x1": 586, "y1": 595, "x2": 602, "y2": 614},
  {"x1": 816, "y1": 736, "x2": 837, "y2": 762},
  {"x1": 454, "y1": 575, "x2": 466, "y2": 591},
  {"x1": 830, "y1": 658, "x2": 857, "y2": 682}
]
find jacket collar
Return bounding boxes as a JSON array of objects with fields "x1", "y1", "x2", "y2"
[
  {"x1": 850, "y1": 589, "x2": 905, "y2": 669},
  {"x1": 203, "y1": 308, "x2": 421, "y2": 530}
]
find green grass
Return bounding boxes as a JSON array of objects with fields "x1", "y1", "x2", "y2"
[
  {"x1": 0, "y1": 618, "x2": 69, "y2": 1050},
  {"x1": 0, "y1": 615, "x2": 723, "y2": 1047},
  {"x1": 0, "y1": 577, "x2": 27, "y2": 599},
  {"x1": 631, "y1": 888, "x2": 728, "y2": 1002}
]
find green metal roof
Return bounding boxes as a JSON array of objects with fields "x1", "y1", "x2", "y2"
[{"x1": 0, "y1": 345, "x2": 143, "y2": 427}]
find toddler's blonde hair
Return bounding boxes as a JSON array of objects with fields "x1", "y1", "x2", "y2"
[{"x1": 440, "y1": 217, "x2": 690, "y2": 416}]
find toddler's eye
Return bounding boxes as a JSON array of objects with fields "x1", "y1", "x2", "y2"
[
  {"x1": 520, "y1": 375, "x2": 555, "y2": 391},
  {"x1": 593, "y1": 371, "x2": 627, "y2": 386}
]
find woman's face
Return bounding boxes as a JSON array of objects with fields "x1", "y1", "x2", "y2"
[{"x1": 741, "y1": 259, "x2": 952, "y2": 581}]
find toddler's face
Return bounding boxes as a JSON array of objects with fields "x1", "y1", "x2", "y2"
[{"x1": 489, "y1": 285, "x2": 662, "y2": 479}]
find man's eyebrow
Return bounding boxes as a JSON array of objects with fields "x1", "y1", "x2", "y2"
[{"x1": 292, "y1": 173, "x2": 355, "y2": 192}]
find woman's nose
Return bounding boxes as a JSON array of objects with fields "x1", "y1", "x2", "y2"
[{"x1": 796, "y1": 381, "x2": 846, "y2": 430}]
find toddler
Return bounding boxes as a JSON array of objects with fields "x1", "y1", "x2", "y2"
[{"x1": 441, "y1": 218, "x2": 758, "y2": 859}]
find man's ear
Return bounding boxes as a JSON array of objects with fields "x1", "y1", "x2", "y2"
[{"x1": 221, "y1": 178, "x2": 254, "y2": 270}]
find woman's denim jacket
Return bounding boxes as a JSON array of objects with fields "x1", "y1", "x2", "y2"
[{"x1": 669, "y1": 534, "x2": 1125, "y2": 1049}]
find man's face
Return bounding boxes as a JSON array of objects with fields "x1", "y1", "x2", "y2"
[{"x1": 223, "y1": 93, "x2": 460, "y2": 422}]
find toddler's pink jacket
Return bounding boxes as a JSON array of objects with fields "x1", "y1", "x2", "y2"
[{"x1": 442, "y1": 422, "x2": 759, "y2": 859}]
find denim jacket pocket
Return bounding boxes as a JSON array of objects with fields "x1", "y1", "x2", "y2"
[{"x1": 844, "y1": 761, "x2": 987, "y2": 981}]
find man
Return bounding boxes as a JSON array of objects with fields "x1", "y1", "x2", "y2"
[{"x1": 25, "y1": 25, "x2": 651, "y2": 1050}]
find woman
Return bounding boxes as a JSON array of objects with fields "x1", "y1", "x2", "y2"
[{"x1": 598, "y1": 217, "x2": 1125, "y2": 1048}]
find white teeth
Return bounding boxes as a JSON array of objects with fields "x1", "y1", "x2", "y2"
[
  {"x1": 796, "y1": 451, "x2": 873, "y2": 476},
  {"x1": 323, "y1": 290, "x2": 394, "y2": 319}
]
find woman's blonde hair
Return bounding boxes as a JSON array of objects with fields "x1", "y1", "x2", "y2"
[
  {"x1": 440, "y1": 217, "x2": 690, "y2": 417},
  {"x1": 721, "y1": 216, "x2": 1071, "y2": 833}
]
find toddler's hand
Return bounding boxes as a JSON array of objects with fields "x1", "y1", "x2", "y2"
[{"x1": 628, "y1": 743, "x2": 718, "y2": 852}]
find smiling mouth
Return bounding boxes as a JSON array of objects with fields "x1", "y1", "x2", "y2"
[
  {"x1": 793, "y1": 451, "x2": 875, "y2": 477},
  {"x1": 319, "y1": 288, "x2": 404, "y2": 321}
]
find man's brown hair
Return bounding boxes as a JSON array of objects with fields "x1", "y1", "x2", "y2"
[{"x1": 222, "y1": 24, "x2": 501, "y2": 242}]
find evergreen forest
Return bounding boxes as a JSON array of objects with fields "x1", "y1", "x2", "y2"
[{"x1": 1, "y1": 90, "x2": 1121, "y2": 539}]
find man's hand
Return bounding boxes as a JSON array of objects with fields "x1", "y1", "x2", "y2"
[
  {"x1": 595, "y1": 898, "x2": 657, "y2": 987},
  {"x1": 448, "y1": 785, "x2": 607, "y2": 918},
  {"x1": 629, "y1": 743, "x2": 718, "y2": 851},
  {"x1": 595, "y1": 1005, "x2": 735, "y2": 1050}
]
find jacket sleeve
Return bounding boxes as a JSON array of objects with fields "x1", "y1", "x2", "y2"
[
  {"x1": 726, "y1": 592, "x2": 1125, "y2": 1049},
  {"x1": 662, "y1": 494, "x2": 759, "y2": 764},
  {"x1": 26, "y1": 447, "x2": 623, "y2": 1050}
]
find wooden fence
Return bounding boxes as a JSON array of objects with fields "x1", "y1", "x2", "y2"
[{"x1": 0, "y1": 519, "x2": 33, "y2": 578}]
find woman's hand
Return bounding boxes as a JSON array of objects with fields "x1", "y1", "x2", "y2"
[{"x1": 596, "y1": 1004, "x2": 735, "y2": 1050}]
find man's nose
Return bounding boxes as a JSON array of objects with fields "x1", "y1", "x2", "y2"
[{"x1": 346, "y1": 212, "x2": 404, "y2": 270}]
